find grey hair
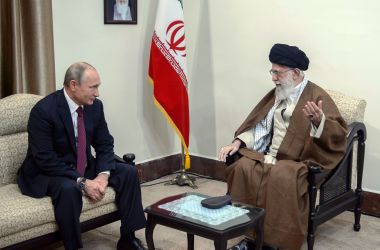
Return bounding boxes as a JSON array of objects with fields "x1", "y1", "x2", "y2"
[{"x1": 63, "y1": 62, "x2": 96, "y2": 87}]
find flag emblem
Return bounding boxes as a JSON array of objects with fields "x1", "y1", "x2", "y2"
[{"x1": 166, "y1": 20, "x2": 186, "y2": 57}]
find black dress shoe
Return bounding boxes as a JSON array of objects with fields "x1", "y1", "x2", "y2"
[
  {"x1": 117, "y1": 237, "x2": 147, "y2": 250},
  {"x1": 228, "y1": 239, "x2": 255, "y2": 250},
  {"x1": 228, "y1": 238, "x2": 279, "y2": 250}
]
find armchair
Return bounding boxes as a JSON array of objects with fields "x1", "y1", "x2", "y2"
[
  {"x1": 0, "y1": 93, "x2": 136, "y2": 249},
  {"x1": 307, "y1": 90, "x2": 366, "y2": 250}
]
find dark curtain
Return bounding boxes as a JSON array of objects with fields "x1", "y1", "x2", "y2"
[{"x1": 0, "y1": 0, "x2": 55, "y2": 98}]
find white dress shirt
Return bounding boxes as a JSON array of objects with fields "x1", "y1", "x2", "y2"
[{"x1": 63, "y1": 88, "x2": 110, "y2": 178}]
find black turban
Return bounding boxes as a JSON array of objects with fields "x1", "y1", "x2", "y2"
[{"x1": 269, "y1": 43, "x2": 309, "y2": 71}]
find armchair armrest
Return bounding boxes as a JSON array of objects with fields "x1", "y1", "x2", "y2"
[
  {"x1": 308, "y1": 165, "x2": 322, "y2": 174},
  {"x1": 308, "y1": 165, "x2": 330, "y2": 187},
  {"x1": 308, "y1": 121, "x2": 367, "y2": 208},
  {"x1": 225, "y1": 152, "x2": 242, "y2": 166},
  {"x1": 347, "y1": 122, "x2": 366, "y2": 145},
  {"x1": 114, "y1": 153, "x2": 136, "y2": 166},
  {"x1": 308, "y1": 122, "x2": 366, "y2": 187}
]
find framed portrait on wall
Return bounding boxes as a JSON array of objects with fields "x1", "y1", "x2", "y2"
[{"x1": 104, "y1": 0, "x2": 137, "y2": 24}]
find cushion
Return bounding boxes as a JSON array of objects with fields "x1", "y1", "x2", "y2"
[
  {"x1": 0, "y1": 94, "x2": 42, "y2": 136},
  {"x1": 0, "y1": 184, "x2": 118, "y2": 248},
  {"x1": 0, "y1": 94, "x2": 42, "y2": 185},
  {"x1": 0, "y1": 133, "x2": 28, "y2": 185},
  {"x1": 326, "y1": 89, "x2": 366, "y2": 124}
]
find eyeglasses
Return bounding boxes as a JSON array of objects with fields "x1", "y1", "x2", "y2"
[{"x1": 269, "y1": 68, "x2": 293, "y2": 76}]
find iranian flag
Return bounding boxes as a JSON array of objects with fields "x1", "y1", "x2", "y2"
[{"x1": 148, "y1": 0, "x2": 190, "y2": 169}]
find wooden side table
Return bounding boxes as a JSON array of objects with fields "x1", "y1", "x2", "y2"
[{"x1": 144, "y1": 192, "x2": 265, "y2": 250}]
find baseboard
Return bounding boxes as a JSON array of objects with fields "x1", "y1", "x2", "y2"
[
  {"x1": 362, "y1": 191, "x2": 380, "y2": 218},
  {"x1": 137, "y1": 154, "x2": 380, "y2": 218},
  {"x1": 136, "y1": 154, "x2": 182, "y2": 182}
]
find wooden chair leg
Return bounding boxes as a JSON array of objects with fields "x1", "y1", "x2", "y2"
[
  {"x1": 308, "y1": 167, "x2": 318, "y2": 250},
  {"x1": 354, "y1": 210, "x2": 361, "y2": 231},
  {"x1": 354, "y1": 137, "x2": 365, "y2": 232},
  {"x1": 307, "y1": 232, "x2": 315, "y2": 250},
  {"x1": 354, "y1": 191, "x2": 362, "y2": 231}
]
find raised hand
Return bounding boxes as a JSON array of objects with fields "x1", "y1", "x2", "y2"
[{"x1": 302, "y1": 100, "x2": 323, "y2": 127}]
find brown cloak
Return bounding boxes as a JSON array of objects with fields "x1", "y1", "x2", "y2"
[{"x1": 226, "y1": 82, "x2": 347, "y2": 249}]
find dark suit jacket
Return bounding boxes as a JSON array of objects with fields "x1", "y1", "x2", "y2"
[{"x1": 18, "y1": 89, "x2": 115, "y2": 198}]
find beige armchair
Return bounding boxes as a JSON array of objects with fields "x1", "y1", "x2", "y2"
[{"x1": 0, "y1": 94, "x2": 128, "y2": 249}]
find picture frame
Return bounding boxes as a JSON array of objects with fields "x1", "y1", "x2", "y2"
[{"x1": 104, "y1": 0, "x2": 137, "y2": 24}]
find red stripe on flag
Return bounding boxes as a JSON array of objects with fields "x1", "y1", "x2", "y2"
[{"x1": 149, "y1": 40, "x2": 190, "y2": 147}]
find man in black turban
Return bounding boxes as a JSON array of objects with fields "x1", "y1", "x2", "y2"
[{"x1": 219, "y1": 44, "x2": 347, "y2": 250}]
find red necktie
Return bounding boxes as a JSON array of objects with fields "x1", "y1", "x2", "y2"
[{"x1": 76, "y1": 107, "x2": 87, "y2": 176}]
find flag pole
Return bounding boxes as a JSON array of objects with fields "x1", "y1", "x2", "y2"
[{"x1": 166, "y1": 143, "x2": 197, "y2": 188}]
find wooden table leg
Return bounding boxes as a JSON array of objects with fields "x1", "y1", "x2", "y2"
[
  {"x1": 187, "y1": 233, "x2": 194, "y2": 250},
  {"x1": 145, "y1": 215, "x2": 157, "y2": 250},
  {"x1": 214, "y1": 237, "x2": 227, "y2": 250},
  {"x1": 254, "y1": 216, "x2": 264, "y2": 250}
]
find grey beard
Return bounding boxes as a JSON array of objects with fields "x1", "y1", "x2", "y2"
[{"x1": 275, "y1": 77, "x2": 295, "y2": 101}]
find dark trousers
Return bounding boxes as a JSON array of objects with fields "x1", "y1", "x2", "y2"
[{"x1": 47, "y1": 163, "x2": 146, "y2": 250}]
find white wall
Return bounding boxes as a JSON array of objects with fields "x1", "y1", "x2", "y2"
[
  {"x1": 53, "y1": 0, "x2": 180, "y2": 163},
  {"x1": 52, "y1": 0, "x2": 380, "y2": 193}
]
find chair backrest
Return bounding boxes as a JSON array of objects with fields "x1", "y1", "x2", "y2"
[
  {"x1": 326, "y1": 89, "x2": 366, "y2": 124},
  {"x1": 325, "y1": 89, "x2": 366, "y2": 193},
  {"x1": 0, "y1": 94, "x2": 43, "y2": 185}
]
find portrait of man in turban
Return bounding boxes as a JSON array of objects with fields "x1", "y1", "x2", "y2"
[{"x1": 104, "y1": 0, "x2": 137, "y2": 24}]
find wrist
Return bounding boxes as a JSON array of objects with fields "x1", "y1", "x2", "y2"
[
  {"x1": 78, "y1": 177, "x2": 87, "y2": 191},
  {"x1": 97, "y1": 173, "x2": 109, "y2": 182},
  {"x1": 233, "y1": 139, "x2": 242, "y2": 148}
]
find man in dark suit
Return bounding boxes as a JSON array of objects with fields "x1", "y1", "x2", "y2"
[{"x1": 18, "y1": 62, "x2": 146, "y2": 250}]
